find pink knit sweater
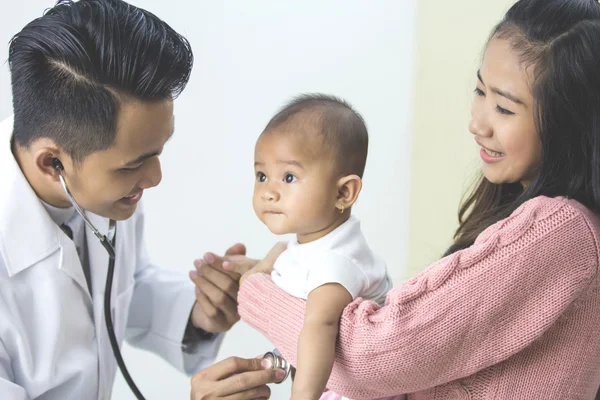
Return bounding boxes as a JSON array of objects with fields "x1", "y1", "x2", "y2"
[{"x1": 238, "y1": 196, "x2": 600, "y2": 399}]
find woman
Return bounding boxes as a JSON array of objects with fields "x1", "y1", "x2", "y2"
[{"x1": 192, "y1": 0, "x2": 600, "y2": 398}]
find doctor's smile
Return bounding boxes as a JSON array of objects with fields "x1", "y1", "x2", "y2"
[{"x1": 119, "y1": 190, "x2": 144, "y2": 206}]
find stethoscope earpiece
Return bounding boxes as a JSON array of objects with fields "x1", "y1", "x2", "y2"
[{"x1": 52, "y1": 157, "x2": 64, "y2": 172}]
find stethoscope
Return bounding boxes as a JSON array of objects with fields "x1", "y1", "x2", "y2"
[
  {"x1": 263, "y1": 348, "x2": 292, "y2": 382},
  {"x1": 52, "y1": 157, "x2": 146, "y2": 399},
  {"x1": 51, "y1": 157, "x2": 292, "y2": 399}
]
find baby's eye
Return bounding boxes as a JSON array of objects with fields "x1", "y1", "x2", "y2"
[
  {"x1": 284, "y1": 173, "x2": 297, "y2": 183},
  {"x1": 256, "y1": 172, "x2": 267, "y2": 182}
]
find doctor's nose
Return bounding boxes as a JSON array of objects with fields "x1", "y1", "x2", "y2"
[{"x1": 138, "y1": 157, "x2": 162, "y2": 190}]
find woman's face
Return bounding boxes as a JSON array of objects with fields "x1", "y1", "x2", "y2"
[{"x1": 469, "y1": 37, "x2": 542, "y2": 185}]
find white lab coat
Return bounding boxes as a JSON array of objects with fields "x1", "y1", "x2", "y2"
[{"x1": 0, "y1": 117, "x2": 224, "y2": 399}]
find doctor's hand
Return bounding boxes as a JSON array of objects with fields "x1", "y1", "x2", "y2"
[
  {"x1": 191, "y1": 356, "x2": 286, "y2": 400},
  {"x1": 222, "y1": 242, "x2": 287, "y2": 286},
  {"x1": 189, "y1": 242, "x2": 287, "y2": 332},
  {"x1": 189, "y1": 243, "x2": 251, "y2": 333}
]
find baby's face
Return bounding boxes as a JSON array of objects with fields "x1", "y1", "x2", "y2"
[{"x1": 253, "y1": 131, "x2": 340, "y2": 239}]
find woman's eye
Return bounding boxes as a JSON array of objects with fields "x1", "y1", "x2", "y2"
[
  {"x1": 284, "y1": 173, "x2": 297, "y2": 183},
  {"x1": 474, "y1": 87, "x2": 485, "y2": 96},
  {"x1": 256, "y1": 172, "x2": 267, "y2": 182},
  {"x1": 496, "y1": 106, "x2": 515, "y2": 116}
]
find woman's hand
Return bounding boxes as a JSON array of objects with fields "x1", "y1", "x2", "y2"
[{"x1": 190, "y1": 356, "x2": 285, "y2": 400}]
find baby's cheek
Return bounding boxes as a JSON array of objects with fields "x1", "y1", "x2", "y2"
[{"x1": 251, "y1": 196, "x2": 260, "y2": 214}]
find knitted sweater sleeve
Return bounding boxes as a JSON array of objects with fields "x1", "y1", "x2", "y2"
[{"x1": 238, "y1": 198, "x2": 599, "y2": 399}]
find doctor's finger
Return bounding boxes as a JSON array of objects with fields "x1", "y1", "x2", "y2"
[
  {"x1": 194, "y1": 288, "x2": 220, "y2": 319},
  {"x1": 199, "y1": 254, "x2": 241, "y2": 280},
  {"x1": 220, "y1": 384, "x2": 271, "y2": 400},
  {"x1": 220, "y1": 369, "x2": 283, "y2": 396},
  {"x1": 221, "y1": 257, "x2": 260, "y2": 276},
  {"x1": 197, "y1": 356, "x2": 266, "y2": 381},
  {"x1": 195, "y1": 262, "x2": 239, "y2": 301},
  {"x1": 225, "y1": 243, "x2": 246, "y2": 256},
  {"x1": 206, "y1": 252, "x2": 258, "y2": 272},
  {"x1": 191, "y1": 272, "x2": 239, "y2": 326},
  {"x1": 195, "y1": 276, "x2": 240, "y2": 322}
]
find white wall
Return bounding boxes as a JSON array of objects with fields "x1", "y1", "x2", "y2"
[
  {"x1": 406, "y1": 0, "x2": 513, "y2": 276},
  {"x1": 0, "y1": 1, "x2": 416, "y2": 399}
]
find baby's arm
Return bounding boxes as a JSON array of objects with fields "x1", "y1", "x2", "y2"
[{"x1": 291, "y1": 283, "x2": 353, "y2": 400}]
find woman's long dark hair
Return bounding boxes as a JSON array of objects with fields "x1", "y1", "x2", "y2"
[{"x1": 446, "y1": 0, "x2": 600, "y2": 256}]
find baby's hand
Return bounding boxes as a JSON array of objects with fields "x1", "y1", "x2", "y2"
[{"x1": 224, "y1": 241, "x2": 288, "y2": 286}]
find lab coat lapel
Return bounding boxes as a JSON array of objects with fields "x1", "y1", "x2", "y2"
[{"x1": 58, "y1": 233, "x2": 92, "y2": 302}]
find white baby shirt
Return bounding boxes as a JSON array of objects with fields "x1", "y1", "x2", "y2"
[{"x1": 271, "y1": 216, "x2": 392, "y2": 305}]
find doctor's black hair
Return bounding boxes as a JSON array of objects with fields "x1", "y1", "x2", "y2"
[
  {"x1": 262, "y1": 93, "x2": 369, "y2": 179},
  {"x1": 8, "y1": 0, "x2": 193, "y2": 163}
]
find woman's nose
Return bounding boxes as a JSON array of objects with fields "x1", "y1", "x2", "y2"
[{"x1": 469, "y1": 105, "x2": 493, "y2": 138}]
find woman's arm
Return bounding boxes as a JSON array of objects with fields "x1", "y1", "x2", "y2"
[{"x1": 238, "y1": 198, "x2": 599, "y2": 399}]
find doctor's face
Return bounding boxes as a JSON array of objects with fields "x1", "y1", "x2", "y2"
[{"x1": 63, "y1": 100, "x2": 174, "y2": 220}]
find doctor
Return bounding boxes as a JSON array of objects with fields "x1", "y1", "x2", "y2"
[{"x1": 0, "y1": 0, "x2": 278, "y2": 398}]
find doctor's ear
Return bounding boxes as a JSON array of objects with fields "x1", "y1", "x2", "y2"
[
  {"x1": 32, "y1": 145, "x2": 68, "y2": 181},
  {"x1": 335, "y1": 174, "x2": 362, "y2": 212}
]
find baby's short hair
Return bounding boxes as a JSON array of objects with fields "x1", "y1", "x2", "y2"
[{"x1": 263, "y1": 93, "x2": 369, "y2": 178}]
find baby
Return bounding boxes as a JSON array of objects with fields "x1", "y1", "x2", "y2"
[{"x1": 252, "y1": 94, "x2": 392, "y2": 400}]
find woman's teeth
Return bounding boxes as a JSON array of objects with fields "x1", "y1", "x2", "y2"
[{"x1": 484, "y1": 148, "x2": 504, "y2": 157}]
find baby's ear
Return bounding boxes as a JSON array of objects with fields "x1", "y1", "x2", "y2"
[{"x1": 335, "y1": 174, "x2": 362, "y2": 211}]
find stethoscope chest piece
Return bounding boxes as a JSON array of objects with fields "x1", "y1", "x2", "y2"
[{"x1": 263, "y1": 348, "x2": 292, "y2": 384}]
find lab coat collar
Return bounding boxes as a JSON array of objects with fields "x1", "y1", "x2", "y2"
[
  {"x1": 0, "y1": 115, "x2": 91, "y2": 294},
  {"x1": 0, "y1": 116, "x2": 63, "y2": 276},
  {"x1": 41, "y1": 199, "x2": 76, "y2": 227}
]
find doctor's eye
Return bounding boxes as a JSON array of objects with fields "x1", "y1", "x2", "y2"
[
  {"x1": 120, "y1": 163, "x2": 143, "y2": 172},
  {"x1": 256, "y1": 172, "x2": 267, "y2": 182},
  {"x1": 284, "y1": 173, "x2": 297, "y2": 183}
]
